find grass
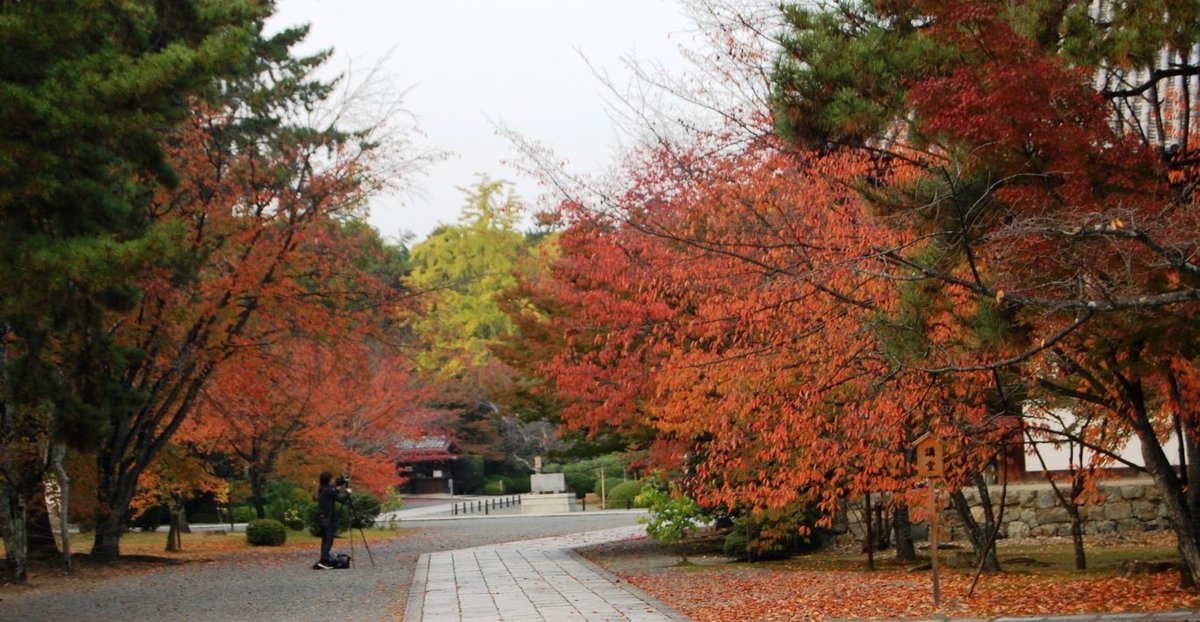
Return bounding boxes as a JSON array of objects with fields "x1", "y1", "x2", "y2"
[
  {"x1": 3, "y1": 526, "x2": 413, "y2": 591},
  {"x1": 69, "y1": 525, "x2": 412, "y2": 559}
]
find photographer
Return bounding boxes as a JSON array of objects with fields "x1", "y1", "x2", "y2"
[{"x1": 313, "y1": 471, "x2": 352, "y2": 570}]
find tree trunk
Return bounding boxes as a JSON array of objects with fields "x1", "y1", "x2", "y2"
[
  {"x1": 165, "y1": 510, "x2": 182, "y2": 552},
  {"x1": 1176, "y1": 373, "x2": 1199, "y2": 589},
  {"x1": 893, "y1": 502, "x2": 917, "y2": 561},
  {"x1": 875, "y1": 503, "x2": 890, "y2": 550},
  {"x1": 862, "y1": 490, "x2": 875, "y2": 570},
  {"x1": 90, "y1": 471, "x2": 136, "y2": 561},
  {"x1": 1066, "y1": 502, "x2": 1087, "y2": 570},
  {"x1": 90, "y1": 512, "x2": 125, "y2": 561},
  {"x1": 1064, "y1": 474, "x2": 1087, "y2": 571},
  {"x1": 1134, "y1": 414, "x2": 1200, "y2": 586},
  {"x1": 52, "y1": 444, "x2": 71, "y2": 572},
  {"x1": 949, "y1": 485, "x2": 1001, "y2": 572},
  {"x1": 249, "y1": 468, "x2": 266, "y2": 519},
  {"x1": 27, "y1": 481, "x2": 59, "y2": 560},
  {"x1": 165, "y1": 491, "x2": 183, "y2": 552},
  {"x1": 2, "y1": 484, "x2": 29, "y2": 582},
  {"x1": 178, "y1": 502, "x2": 191, "y2": 534}
]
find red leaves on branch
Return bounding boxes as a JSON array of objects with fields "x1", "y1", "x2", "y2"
[{"x1": 527, "y1": 144, "x2": 979, "y2": 514}]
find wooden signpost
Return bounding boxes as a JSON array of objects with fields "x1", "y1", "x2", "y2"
[{"x1": 914, "y1": 433, "x2": 943, "y2": 607}]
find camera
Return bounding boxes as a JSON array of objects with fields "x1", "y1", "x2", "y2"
[{"x1": 336, "y1": 475, "x2": 350, "y2": 487}]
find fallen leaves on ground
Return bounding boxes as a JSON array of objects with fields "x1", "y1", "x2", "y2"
[{"x1": 624, "y1": 567, "x2": 1200, "y2": 621}]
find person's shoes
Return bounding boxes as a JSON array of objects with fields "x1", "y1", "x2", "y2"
[{"x1": 313, "y1": 562, "x2": 332, "y2": 570}]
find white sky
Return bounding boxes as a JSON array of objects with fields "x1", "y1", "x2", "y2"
[{"x1": 269, "y1": 1, "x2": 699, "y2": 242}]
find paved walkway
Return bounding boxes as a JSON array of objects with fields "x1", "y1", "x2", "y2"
[{"x1": 404, "y1": 525, "x2": 689, "y2": 622}]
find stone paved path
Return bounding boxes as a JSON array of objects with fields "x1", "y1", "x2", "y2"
[{"x1": 404, "y1": 525, "x2": 690, "y2": 622}]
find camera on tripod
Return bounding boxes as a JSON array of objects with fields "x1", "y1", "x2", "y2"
[{"x1": 335, "y1": 474, "x2": 351, "y2": 487}]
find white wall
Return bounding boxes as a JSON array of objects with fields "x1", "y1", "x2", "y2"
[{"x1": 1023, "y1": 406, "x2": 1180, "y2": 472}]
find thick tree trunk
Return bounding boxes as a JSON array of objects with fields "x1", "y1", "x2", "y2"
[
  {"x1": 1134, "y1": 415, "x2": 1200, "y2": 586},
  {"x1": 1119, "y1": 370, "x2": 1200, "y2": 586},
  {"x1": 2, "y1": 485, "x2": 29, "y2": 582},
  {"x1": 893, "y1": 502, "x2": 917, "y2": 561},
  {"x1": 27, "y1": 481, "x2": 59, "y2": 560},
  {"x1": 90, "y1": 470, "x2": 136, "y2": 561},
  {"x1": 1176, "y1": 374, "x2": 1199, "y2": 589},
  {"x1": 90, "y1": 512, "x2": 125, "y2": 561}
]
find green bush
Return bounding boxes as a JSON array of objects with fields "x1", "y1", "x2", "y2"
[
  {"x1": 348, "y1": 492, "x2": 381, "y2": 528},
  {"x1": 304, "y1": 491, "x2": 382, "y2": 536},
  {"x1": 605, "y1": 480, "x2": 645, "y2": 507},
  {"x1": 636, "y1": 487, "x2": 705, "y2": 547},
  {"x1": 545, "y1": 454, "x2": 628, "y2": 498},
  {"x1": 563, "y1": 471, "x2": 595, "y2": 498},
  {"x1": 246, "y1": 518, "x2": 287, "y2": 546},
  {"x1": 229, "y1": 506, "x2": 257, "y2": 523},
  {"x1": 481, "y1": 481, "x2": 505, "y2": 495},
  {"x1": 505, "y1": 474, "x2": 531, "y2": 494},
  {"x1": 282, "y1": 508, "x2": 305, "y2": 531},
  {"x1": 722, "y1": 507, "x2": 821, "y2": 561},
  {"x1": 454, "y1": 455, "x2": 486, "y2": 494}
]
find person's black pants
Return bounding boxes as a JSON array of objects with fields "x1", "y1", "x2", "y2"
[{"x1": 319, "y1": 515, "x2": 335, "y2": 563}]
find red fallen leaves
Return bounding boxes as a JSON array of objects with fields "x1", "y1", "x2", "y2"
[{"x1": 626, "y1": 568, "x2": 1200, "y2": 621}]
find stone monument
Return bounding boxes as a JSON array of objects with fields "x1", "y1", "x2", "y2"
[{"x1": 523, "y1": 472, "x2": 574, "y2": 514}]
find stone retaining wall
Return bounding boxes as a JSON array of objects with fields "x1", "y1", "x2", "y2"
[
  {"x1": 950, "y1": 479, "x2": 1168, "y2": 540},
  {"x1": 842, "y1": 479, "x2": 1169, "y2": 544}
]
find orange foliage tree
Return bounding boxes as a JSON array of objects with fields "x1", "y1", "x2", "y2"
[
  {"x1": 520, "y1": 0, "x2": 1200, "y2": 580},
  {"x1": 769, "y1": 0, "x2": 1200, "y2": 578},
  {"x1": 87, "y1": 93, "x2": 427, "y2": 558},
  {"x1": 523, "y1": 144, "x2": 1003, "y2": 547},
  {"x1": 184, "y1": 334, "x2": 434, "y2": 518}
]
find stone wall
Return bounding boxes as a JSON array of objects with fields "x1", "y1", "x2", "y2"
[
  {"x1": 842, "y1": 478, "x2": 1169, "y2": 544},
  {"x1": 949, "y1": 479, "x2": 1168, "y2": 540}
]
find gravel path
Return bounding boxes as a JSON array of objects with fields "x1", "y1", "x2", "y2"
[{"x1": 0, "y1": 513, "x2": 643, "y2": 622}]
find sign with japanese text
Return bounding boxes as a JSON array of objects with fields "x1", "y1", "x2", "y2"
[{"x1": 914, "y1": 433, "x2": 944, "y2": 478}]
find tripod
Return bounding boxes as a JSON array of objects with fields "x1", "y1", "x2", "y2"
[{"x1": 345, "y1": 496, "x2": 376, "y2": 567}]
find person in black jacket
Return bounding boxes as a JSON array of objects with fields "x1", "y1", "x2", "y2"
[{"x1": 313, "y1": 471, "x2": 351, "y2": 569}]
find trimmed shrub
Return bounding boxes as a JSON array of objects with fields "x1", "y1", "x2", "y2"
[
  {"x1": 605, "y1": 480, "x2": 645, "y2": 506},
  {"x1": 481, "y1": 481, "x2": 505, "y2": 496},
  {"x1": 563, "y1": 471, "x2": 595, "y2": 499},
  {"x1": 246, "y1": 519, "x2": 287, "y2": 546},
  {"x1": 504, "y1": 474, "x2": 531, "y2": 494}
]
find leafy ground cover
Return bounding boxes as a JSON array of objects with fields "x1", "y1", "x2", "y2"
[{"x1": 581, "y1": 531, "x2": 1200, "y2": 621}]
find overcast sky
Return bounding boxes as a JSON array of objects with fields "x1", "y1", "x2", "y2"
[{"x1": 268, "y1": 1, "x2": 698, "y2": 242}]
